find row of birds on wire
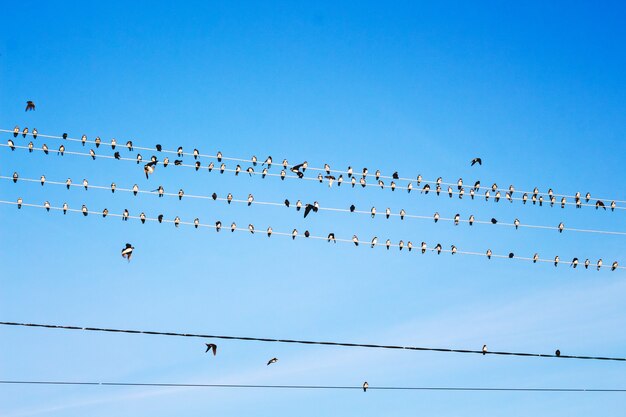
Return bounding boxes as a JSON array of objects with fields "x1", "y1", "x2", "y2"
[
  {"x1": 5, "y1": 198, "x2": 621, "y2": 272},
  {"x1": 5, "y1": 173, "x2": 624, "y2": 237},
  {"x1": 2, "y1": 126, "x2": 623, "y2": 211}
]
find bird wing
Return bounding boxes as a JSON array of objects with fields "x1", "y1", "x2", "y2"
[{"x1": 304, "y1": 205, "x2": 312, "y2": 218}]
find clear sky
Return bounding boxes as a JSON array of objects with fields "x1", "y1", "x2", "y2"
[{"x1": 1, "y1": 1, "x2": 626, "y2": 416}]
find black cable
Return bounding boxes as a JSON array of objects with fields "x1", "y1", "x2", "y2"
[
  {"x1": 1, "y1": 380, "x2": 625, "y2": 392},
  {"x1": 1, "y1": 322, "x2": 624, "y2": 362}
]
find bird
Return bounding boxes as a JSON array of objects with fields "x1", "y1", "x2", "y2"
[
  {"x1": 44, "y1": 201, "x2": 50, "y2": 212},
  {"x1": 386, "y1": 208, "x2": 391, "y2": 219},
  {"x1": 280, "y1": 170, "x2": 286, "y2": 180},
  {"x1": 454, "y1": 214, "x2": 460, "y2": 225},
  {"x1": 12, "y1": 172, "x2": 18, "y2": 183},
  {"x1": 350, "y1": 204, "x2": 356, "y2": 213},
  {"x1": 347, "y1": 166, "x2": 353, "y2": 178},
  {"x1": 248, "y1": 194, "x2": 254, "y2": 206},
  {"x1": 174, "y1": 216, "x2": 181, "y2": 227},
  {"x1": 435, "y1": 243, "x2": 442, "y2": 254},
  {"x1": 585, "y1": 192, "x2": 591, "y2": 202},
  {"x1": 7, "y1": 139, "x2": 15, "y2": 150},
  {"x1": 360, "y1": 177, "x2": 366, "y2": 188},
  {"x1": 95, "y1": 137, "x2": 101, "y2": 147},
  {"x1": 144, "y1": 162, "x2": 156, "y2": 179},
  {"x1": 611, "y1": 201, "x2": 616, "y2": 211},
  {"x1": 122, "y1": 209, "x2": 129, "y2": 221},
  {"x1": 158, "y1": 214, "x2": 164, "y2": 223},
  {"x1": 362, "y1": 167, "x2": 368, "y2": 177},
  {"x1": 216, "y1": 151, "x2": 222, "y2": 162},
  {"x1": 177, "y1": 146, "x2": 183, "y2": 157},
  {"x1": 304, "y1": 203, "x2": 318, "y2": 218},
  {"x1": 612, "y1": 261, "x2": 619, "y2": 271},
  {"x1": 390, "y1": 181, "x2": 396, "y2": 191},
  {"x1": 555, "y1": 349, "x2": 561, "y2": 357},
  {"x1": 83, "y1": 179, "x2": 89, "y2": 190},
  {"x1": 399, "y1": 209, "x2": 406, "y2": 220},
  {"x1": 436, "y1": 177, "x2": 442, "y2": 185},
  {"x1": 469, "y1": 215, "x2": 475, "y2": 226},
  {"x1": 62, "y1": 133, "x2": 68, "y2": 139},
  {"x1": 22, "y1": 127, "x2": 29, "y2": 138},
  {"x1": 17, "y1": 197, "x2": 22, "y2": 209},
  {"x1": 262, "y1": 156, "x2": 272, "y2": 167},
  {"x1": 370, "y1": 237, "x2": 378, "y2": 248},
  {"x1": 324, "y1": 163, "x2": 331, "y2": 174},
  {"x1": 248, "y1": 224, "x2": 255, "y2": 234},
  {"x1": 486, "y1": 249, "x2": 492, "y2": 259},
  {"x1": 284, "y1": 199, "x2": 290, "y2": 208},
  {"x1": 25, "y1": 101, "x2": 36, "y2": 111},
  {"x1": 494, "y1": 191, "x2": 501, "y2": 202},
  {"x1": 522, "y1": 193, "x2": 528, "y2": 204},
  {"x1": 407, "y1": 182, "x2": 413, "y2": 193},
  {"x1": 558, "y1": 222, "x2": 564, "y2": 233},
  {"x1": 121, "y1": 243, "x2": 134, "y2": 261},
  {"x1": 292, "y1": 229, "x2": 298, "y2": 240},
  {"x1": 421, "y1": 242, "x2": 427, "y2": 254},
  {"x1": 208, "y1": 161, "x2": 214, "y2": 172},
  {"x1": 392, "y1": 172, "x2": 399, "y2": 179},
  {"x1": 247, "y1": 167, "x2": 254, "y2": 176},
  {"x1": 317, "y1": 173, "x2": 323, "y2": 183},
  {"x1": 140, "y1": 213, "x2": 146, "y2": 224},
  {"x1": 227, "y1": 193, "x2": 233, "y2": 204},
  {"x1": 13, "y1": 126, "x2": 19, "y2": 137},
  {"x1": 82, "y1": 205, "x2": 88, "y2": 216},
  {"x1": 533, "y1": 253, "x2": 539, "y2": 263},
  {"x1": 163, "y1": 157, "x2": 170, "y2": 167},
  {"x1": 416, "y1": 174, "x2": 422, "y2": 185},
  {"x1": 296, "y1": 200, "x2": 302, "y2": 211},
  {"x1": 267, "y1": 358, "x2": 278, "y2": 366},
  {"x1": 571, "y1": 258, "x2": 579, "y2": 268},
  {"x1": 262, "y1": 168, "x2": 268, "y2": 178},
  {"x1": 554, "y1": 256, "x2": 560, "y2": 266},
  {"x1": 215, "y1": 221, "x2": 222, "y2": 232},
  {"x1": 205, "y1": 343, "x2": 217, "y2": 355},
  {"x1": 40, "y1": 175, "x2": 46, "y2": 186},
  {"x1": 482, "y1": 345, "x2": 488, "y2": 355},
  {"x1": 584, "y1": 259, "x2": 590, "y2": 269},
  {"x1": 491, "y1": 218, "x2": 497, "y2": 224},
  {"x1": 352, "y1": 235, "x2": 359, "y2": 246},
  {"x1": 111, "y1": 138, "x2": 117, "y2": 149},
  {"x1": 451, "y1": 245, "x2": 457, "y2": 254},
  {"x1": 370, "y1": 207, "x2": 376, "y2": 218},
  {"x1": 508, "y1": 252, "x2": 514, "y2": 258},
  {"x1": 175, "y1": 159, "x2": 183, "y2": 166},
  {"x1": 157, "y1": 186, "x2": 164, "y2": 197},
  {"x1": 282, "y1": 159, "x2": 288, "y2": 168},
  {"x1": 80, "y1": 134, "x2": 86, "y2": 145},
  {"x1": 90, "y1": 149, "x2": 96, "y2": 160},
  {"x1": 448, "y1": 186, "x2": 453, "y2": 198},
  {"x1": 267, "y1": 227, "x2": 272, "y2": 237},
  {"x1": 378, "y1": 180, "x2": 385, "y2": 189},
  {"x1": 42, "y1": 144, "x2": 49, "y2": 154},
  {"x1": 471, "y1": 157, "x2": 482, "y2": 166},
  {"x1": 63, "y1": 203, "x2": 68, "y2": 214},
  {"x1": 351, "y1": 177, "x2": 356, "y2": 187},
  {"x1": 235, "y1": 165, "x2": 241, "y2": 175},
  {"x1": 597, "y1": 259, "x2": 603, "y2": 271},
  {"x1": 422, "y1": 184, "x2": 431, "y2": 194},
  {"x1": 28, "y1": 141, "x2": 33, "y2": 152},
  {"x1": 126, "y1": 140, "x2": 133, "y2": 151},
  {"x1": 433, "y1": 212, "x2": 439, "y2": 223},
  {"x1": 178, "y1": 189, "x2": 185, "y2": 200},
  {"x1": 363, "y1": 382, "x2": 368, "y2": 392},
  {"x1": 193, "y1": 148, "x2": 200, "y2": 160},
  {"x1": 327, "y1": 233, "x2": 336, "y2": 243},
  {"x1": 114, "y1": 151, "x2": 121, "y2": 160},
  {"x1": 195, "y1": 161, "x2": 201, "y2": 171},
  {"x1": 596, "y1": 200, "x2": 606, "y2": 210},
  {"x1": 304, "y1": 230, "x2": 310, "y2": 238},
  {"x1": 514, "y1": 219, "x2": 520, "y2": 229},
  {"x1": 407, "y1": 241, "x2": 413, "y2": 251},
  {"x1": 325, "y1": 175, "x2": 336, "y2": 187}
]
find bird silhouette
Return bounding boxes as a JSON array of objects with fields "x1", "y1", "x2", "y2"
[
  {"x1": 25, "y1": 101, "x2": 35, "y2": 111},
  {"x1": 267, "y1": 358, "x2": 278, "y2": 366},
  {"x1": 471, "y1": 157, "x2": 482, "y2": 166},
  {"x1": 121, "y1": 243, "x2": 134, "y2": 261}
]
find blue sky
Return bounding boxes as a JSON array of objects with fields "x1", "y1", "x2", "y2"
[{"x1": 1, "y1": 1, "x2": 625, "y2": 416}]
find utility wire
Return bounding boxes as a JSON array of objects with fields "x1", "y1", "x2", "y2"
[
  {"x1": 1, "y1": 199, "x2": 622, "y2": 270},
  {"x1": 2, "y1": 132, "x2": 624, "y2": 210},
  {"x1": 1, "y1": 322, "x2": 625, "y2": 362},
  {"x1": 3, "y1": 174, "x2": 624, "y2": 236},
  {"x1": 1, "y1": 380, "x2": 626, "y2": 392}
]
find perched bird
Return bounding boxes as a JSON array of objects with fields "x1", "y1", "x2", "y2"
[
  {"x1": 611, "y1": 201, "x2": 616, "y2": 211},
  {"x1": 417, "y1": 175, "x2": 422, "y2": 185},
  {"x1": 102, "y1": 208, "x2": 109, "y2": 217},
  {"x1": 399, "y1": 209, "x2": 406, "y2": 220},
  {"x1": 378, "y1": 180, "x2": 385, "y2": 189},
  {"x1": 325, "y1": 175, "x2": 335, "y2": 187},
  {"x1": 158, "y1": 214, "x2": 164, "y2": 223},
  {"x1": 352, "y1": 235, "x2": 359, "y2": 246},
  {"x1": 470, "y1": 157, "x2": 482, "y2": 166},
  {"x1": 284, "y1": 199, "x2": 290, "y2": 207},
  {"x1": 351, "y1": 177, "x2": 356, "y2": 187},
  {"x1": 522, "y1": 193, "x2": 528, "y2": 204},
  {"x1": 390, "y1": 181, "x2": 396, "y2": 191},
  {"x1": 571, "y1": 258, "x2": 579, "y2": 268},
  {"x1": 407, "y1": 182, "x2": 413, "y2": 193},
  {"x1": 175, "y1": 159, "x2": 183, "y2": 166},
  {"x1": 596, "y1": 200, "x2": 606, "y2": 210},
  {"x1": 448, "y1": 186, "x2": 453, "y2": 198},
  {"x1": 436, "y1": 177, "x2": 442, "y2": 185},
  {"x1": 28, "y1": 141, "x2": 33, "y2": 152},
  {"x1": 174, "y1": 216, "x2": 181, "y2": 227},
  {"x1": 370, "y1": 207, "x2": 376, "y2": 218},
  {"x1": 163, "y1": 157, "x2": 170, "y2": 167},
  {"x1": 612, "y1": 261, "x2": 619, "y2": 271},
  {"x1": 533, "y1": 253, "x2": 539, "y2": 263},
  {"x1": 13, "y1": 172, "x2": 18, "y2": 183},
  {"x1": 485, "y1": 190, "x2": 490, "y2": 201},
  {"x1": 114, "y1": 151, "x2": 121, "y2": 160},
  {"x1": 280, "y1": 170, "x2": 286, "y2": 180},
  {"x1": 44, "y1": 201, "x2": 51, "y2": 211},
  {"x1": 216, "y1": 151, "x2": 222, "y2": 161},
  {"x1": 490, "y1": 218, "x2": 497, "y2": 224},
  {"x1": 212, "y1": 193, "x2": 217, "y2": 200},
  {"x1": 554, "y1": 256, "x2": 560, "y2": 266},
  {"x1": 215, "y1": 221, "x2": 222, "y2": 232},
  {"x1": 227, "y1": 193, "x2": 233, "y2": 204},
  {"x1": 347, "y1": 166, "x2": 353, "y2": 177},
  {"x1": 555, "y1": 350, "x2": 561, "y2": 357},
  {"x1": 195, "y1": 161, "x2": 201, "y2": 171},
  {"x1": 451, "y1": 245, "x2": 457, "y2": 254},
  {"x1": 262, "y1": 156, "x2": 272, "y2": 167},
  {"x1": 63, "y1": 203, "x2": 68, "y2": 214},
  {"x1": 363, "y1": 382, "x2": 368, "y2": 392},
  {"x1": 83, "y1": 179, "x2": 89, "y2": 190},
  {"x1": 247, "y1": 167, "x2": 254, "y2": 176},
  {"x1": 433, "y1": 212, "x2": 440, "y2": 223},
  {"x1": 375, "y1": 170, "x2": 381, "y2": 180},
  {"x1": 360, "y1": 177, "x2": 366, "y2": 188},
  {"x1": 262, "y1": 168, "x2": 268, "y2": 178},
  {"x1": 40, "y1": 175, "x2": 46, "y2": 186},
  {"x1": 558, "y1": 222, "x2": 564, "y2": 233},
  {"x1": 178, "y1": 189, "x2": 185, "y2": 200},
  {"x1": 17, "y1": 197, "x2": 22, "y2": 209},
  {"x1": 304, "y1": 203, "x2": 318, "y2": 218},
  {"x1": 158, "y1": 186, "x2": 164, "y2": 197},
  {"x1": 482, "y1": 345, "x2": 488, "y2": 355},
  {"x1": 194, "y1": 148, "x2": 200, "y2": 160},
  {"x1": 95, "y1": 137, "x2": 101, "y2": 148},
  {"x1": 121, "y1": 243, "x2": 134, "y2": 261},
  {"x1": 111, "y1": 183, "x2": 116, "y2": 193},
  {"x1": 42, "y1": 143, "x2": 49, "y2": 154},
  {"x1": 454, "y1": 213, "x2": 460, "y2": 225},
  {"x1": 421, "y1": 242, "x2": 427, "y2": 254},
  {"x1": 25, "y1": 100, "x2": 36, "y2": 111},
  {"x1": 111, "y1": 138, "x2": 117, "y2": 149},
  {"x1": 486, "y1": 249, "x2": 492, "y2": 259},
  {"x1": 126, "y1": 140, "x2": 133, "y2": 151},
  {"x1": 386, "y1": 208, "x2": 391, "y2": 219},
  {"x1": 122, "y1": 209, "x2": 129, "y2": 221},
  {"x1": 362, "y1": 167, "x2": 368, "y2": 177},
  {"x1": 398, "y1": 240, "x2": 404, "y2": 251},
  {"x1": 81, "y1": 134, "x2": 87, "y2": 145},
  {"x1": 327, "y1": 233, "x2": 336, "y2": 243},
  {"x1": 296, "y1": 200, "x2": 302, "y2": 211},
  {"x1": 435, "y1": 243, "x2": 442, "y2": 254},
  {"x1": 82, "y1": 205, "x2": 88, "y2": 216},
  {"x1": 292, "y1": 229, "x2": 298, "y2": 240},
  {"x1": 514, "y1": 219, "x2": 520, "y2": 229},
  {"x1": 282, "y1": 159, "x2": 288, "y2": 168},
  {"x1": 304, "y1": 230, "x2": 310, "y2": 238},
  {"x1": 585, "y1": 192, "x2": 591, "y2": 202},
  {"x1": 140, "y1": 213, "x2": 146, "y2": 224},
  {"x1": 208, "y1": 161, "x2": 214, "y2": 172},
  {"x1": 491, "y1": 183, "x2": 497, "y2": 192},
  {"x1": 248, "y1": 224, "x2": 255, "y2": 234},
  {"x1": 235, "y1": 164, "x2": 241, "y2": 175},
  {"x1": 370, "y1": 236, "x2": 378, "y2": 248},
  {"x1": 248, "y1": 194, "x2": 254, "y2": 206},
  {"x1": 407, "y1": 241, "x2": 413, "y2": 251},
  {"x1": 144, "y1": 162, "x2": 156, "y2": 179},
  {"x1": 508, "y1": 253, "x2": 514, "y2": 258},
  {"x1": 13, "y1": 126, "x2": 19, "y2": 137},
  {"x1": 350, "y1": 204, "x2": 356, "y2": 213},
  {"x1": 90, "y1": 149, "x2": 96, "y2": 160},
  {"x1": 267, "y1": 227, "x2": 272, "y2": 237},
  {"x1": 177, "y1": 146, "x2": 183, "y2": 157},
  {"x1": 494, "y1": 191, "x2": 501, "y2": 202},
  {"x1": 584, "y1": 259, "x2": 590, "y2": 269},
  {"x1": 22, "y1": 127, "x2": 29, "y2": 138},
  {"x1": 596, "y1": 259, "x2": 603, "y2": 271},
  {"x1": 7, "y1": 139, "x2": 15, "y2": 150},
  {"x1": 324, "y1": 163, "x2": 331, "y2": 174},
  {"x1": 267, "y1": 358, "x2": 278, "y2": 366},
  {"x1": 317, "y1": 173, "x2": 323, "y2": 183}
]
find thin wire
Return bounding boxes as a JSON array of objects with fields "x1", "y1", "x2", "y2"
[
  {"x1": 1, "y1": 380, "x2": 625, "y2": 392},
  {"x1": 2, "y1": 130, "x2": 624, "y2": 208},
  {"x1": 0, "y1": 199, "x2": 622, "y2": 270},
  {"x1": 3, "y1": 174, "x2": 625, "y2": 236},
  {"x1": 1, "y1": 322, "x2": 625, "y2": 362}
]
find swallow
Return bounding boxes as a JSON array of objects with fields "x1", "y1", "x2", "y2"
[
  {"x1": 144, "y1": 162, "x2": 156, "y2": 179},
  {"x1": 267, "y1": 358, "x2": 278, "y2": 366},
  {"x1": 522, "y1": 193, "x2": 528, "y2": 204},
  {"x1": 215, "y1": 221, "x2": 222, "y2": 232},
  {"x1": 44, "y1": 201, "x2": 50, "y2": 211},
  {"x1": 174, "y1": 216, "x2": 181, "y2": 227},
  {"x1": 435, "y1": 243, "x2": 442, "y2": 254},
  {"x1": 83, "y1": 179, "x2": 88, "y2": 190},
  {"x1": 469, "y1": 215, "x2": 474, "y2": 225},
  {"x1": 360, "y1": 177, "x2": 366, "y2": 188},
  {"x1": 317, "y1": 173, "x2": 323, "y2": 183},
  {"x1": 514, "y1": 219, "x2": 520, "y2": 229},
  {"x1": 304, "y1": 203, "x2": 318, "y2": 218},
  {"x1": 95, "y1": 137, "x2": 101, "y2": 147},
  {"x1": 204, "y1": 161, "x2": 212, "y2": 172},
  {"x1": 292, "y1": 229, "x2": 298, "y2": 239},
  {"x1": 110, "y1": 183, "x2": 116, "y2": 193},
  {"x1": 533, "y1": 253, "x2": 539, "y2": 263},
  {"x1": 248, "y1": 224, "x2": 255, "y2": 234},
  {"x1": 82, "y1": 205, "x2": 88, "y2": 216},
  {"x1": 229, "y1": 222, "x2": 236, "y2": 232},
  {"x1": 22, "y1": 127, "x2": 29, "y2": 138},
  {"x1": 111, "y1": 138, "x2": 117, "y2": 149},
  {"x1": 220, "y1": 163, "x2": 226, "y2": 173},
  {"x1": 555, "y1": 349, "x2": 561, "y2": 357},
  {"x1": 575, "y1": 198, "x2": 581, "y2": 208},
  {"x1": 177, "y1": 146, "x2": 183, "y2": 157},
  {"x1": 17, "y1": 197, "x2": 22, "y2": 209},
  {"x1": 417, "y1": 175, "x2": 422, "y2": 185},
  {"x1": 491, "y1": 218, "x2": 497, "y2": 224},
  {"x1": 422, "y1": 184, "x2": 430, "y2": 194},
  {"x1": 447, "y1": 186, "x2": 453, "y2": 197},
  {"x1": 280, "y1": 170, "x2": 286, "y2": 180},
  {"x1": 13, "y1": 126, "x2": 19, "y2": 137},
  {"x1": 560, "y1": 197, "x2": 566, "y2": 208},
  {"x1": 262, "y1": 156, "x2": 272, "y2": 167},
  {"x1": 192, "y1": 148, "x2": 199, "y2": 160},
  {"x1": 247, "y1": 167, "x2": 254, "y2": 176},
  {"x1": 611, "y1": 201, "x2": 616, "y2": 211},
  {"x1": 121, "y1": 243, "x2": 134, "y2": 261},
  {"x1": 584, "y1": 259, "x2": 590, "y2": 269},
  {"x1": 374, "y1": 169, "x2": 381, "y2": 180},
  {"x1": 175, "y1": 160, "x2": 183, "y2": 166},
  {"x1": 585, "y1": 192, "x2": 591, "y2": 202},
  {"x1": 28, "y1": 142, "x2": 33, "y2": 152},
  {"x1": 509, "y1": 253, "x2": 514, "y2": 258},
  {"x1": 25, "y1": 100, "x2": 36, "y2": 111},
  {"x1": 482, "y1": 345, "x2": 487, "y2": 355},
  {"x1": 454, "y1": 214, "x2": 460, "y2": 225},
  {"x1": 141, "y1": 213, "x2": 146, "y2": 224},
  {"x1": 378, "y1": 180, "x2": 385, "y2": 189},
  {"x1": 304, "y1": 230, "x2": 311, "y2": 238},
  {"x1": 506, "y1": 192, "x2": 512, "y2": 202},
  {"x1": 386, "y1": 208, "x2": 391, "y2": 219},
  {"x1": 597, "y1": 259, "x2": 603, "y2": 271},
  {"x1": 123, "y1": 209, "x2": 129, "y2": 221},
  {"x1": 371, "y1": 207, "x2": 376, "y2": 218},
  {"x1": 362, "y1": 167, "x2": 368, "y2": 177},
  {"x1": 390, "y1": 181, "x2": 396, "y2": 191},
  {"x1": 351, "y1": 177, "x2": 356, "y2": 187},
  {"x1": 486, "y1": 249, "x2": 492, "y2": 259},
  {"x1": 42, "y1": 143, "x2": 49, "y2": 154},
  {"x1": 266, "y1": 226, "x2": 272, "y2": 237},
  {"x1": 158, "y1": 214, "x2": 164, "y2": 223},
  {"x1": 385, "y1": 239, "x2": 392, "y2": 250},
  {"x1": 350, "y1": 204, "x2": 356, "y2": 213},
  {"x1": 436, "y1": 177, "x2": 442, "y2": 185},
  {"x1": 558, "y1": 222, "x2": 564, "y2": 233},
  {"x1": 126, "y1": 140, "x2": 133, "y2": 151},
  {"x1": 40, "y1": 175, "x2": 46, "y2": 185},
  {"x1": 63, "y1": 203, "x2": 68, "y2": 214},
  {"x1": 539, "y1": 195, "x2": 544, "y2": 206},
  {"x1": 62, "y1": 133, "x2": 69, "y2": 140},
  {"x1": 370, "y1": 236, "x2": 378, "y2": 248},
  {"x1": 235, "y1": 165, "x2": 241, "y2": 175},
  {"x1": 421, "y1": 242, "x2": 427, "y2": 254},
  {"x1": 296, "y1": 200, "x2": 302, "y2": 211},
  {"x1": 612, "y1": 261, "x2": 619, "y2": 271},
  {"x1": 571, "y1": 258, "x2": 579, "y2": 268},
  {"x1": 81, "y1": 134, "x2": 86, "y2": 145},
  {"x1": 179, "y1": 189, "x2": 184, "y2": 200},
  {"x1": 407, "y1": 241, "x2": 413, "y2": 251},
  {"x1": 363, "y1": 382, "x2": 368, "y2": 392},
  {"x1": 12, "y1": 172, "x2": 18, "y2": 183},
  {"x1": 494, "y1": 191, "x2": 500, "y2": 202},
  {"x1": 554, "y1": 256, "x2": 560, "y2": 266},
  {"x1": 352, "y1": 235, "x2": 359, "y2": 246},
  {"x1": 157, "y1": 186, "x2": 164, "y2": 197},
  {"x1": 407, "y1": 182, "x2": 413, "y2": 193},
  {"x1": 459, "y1": 188, "x2": 464, "y2": 198},
  {"x1": 114, "y1": 151, "x2": 121, "y2": 160},
  {"x1": 596, "y1": 200, "x2": 606, "y2": 210},
  {"x1": 137, "y1": 154, "x2": 143, "y2": 164},
  {"x1": 262, "y1": 168, "x2": 268, "y2": 178},
  {"x1": 325, "y1": 175, "x2": 335, "y2": 187},
  {"x1": 433, "y1": 212, "x2": 439, "y2": 223},
  {"x1": 400, "y1": 209, "x2": 406, "y2": 220},
  {"x1": 195, "y1": 161, "x2": 201, "y2": 171},
  {"x1": 163, "y1": 157, "x2": 170, "y2": 167},
  {"x1": 451, "y1": 245, "x2": 457, "y2": 254},
  {"x1": 227, "y1": 193, "x2": 233, "y2": 204},
  {"x1": 327, "y1": 233, "x2": 336, "y2": 243},
  {"x1": 247, "y1": 194, "x2": 254, "y2": 206},
  {"x1": 471, "y1": 157, "x2": 482, "y2": 166}
]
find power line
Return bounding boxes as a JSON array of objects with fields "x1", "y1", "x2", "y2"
[
  {"x1": 2, "y1": 132, "x2": 624, "y2": 211},
  {"x1": 1, "y1": 199, "x2": 622, "y2": 270},
  {"x1": 1, "y1": 321, "x2": 625, "y2": 362},
  {"x1": 3, "y1": 175, "x2": 625, "y2": 236},
  {"x1": 1, "y1": 380, "x2": 625, "y2": 392}
]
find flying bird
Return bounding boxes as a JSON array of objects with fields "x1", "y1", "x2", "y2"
[
  {"x1": 471, "y1": 157, "x2": 482, "y2": 166},
  {"x1": 205, "y1": 343, "x2": 217, "y2": 355},
  {"x1": 25, "y1": 101, "x2": 36, "y2": 111},
  {"x1": 121, "y1": 243, "x2": 134, "y2": 261},
  {"x1": 304, "y1": 203, "x2": 318, "y2": 218},
  {"x1": 267, "y1": 358, "x2": 278, "y2": 366}
]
